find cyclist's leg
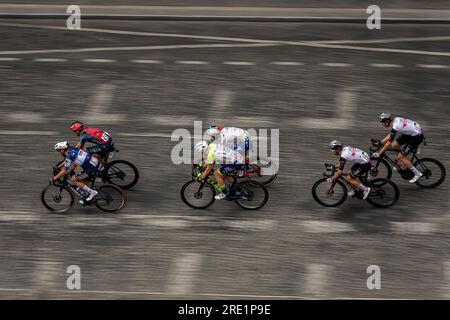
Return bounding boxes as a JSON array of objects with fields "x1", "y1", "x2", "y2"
[
  {"x1": 347, "y1": 164, "x2": 370, "y2": 191},
  {"x1": 398, "y1": 135, "x2": 424, "y2": 179},
  {"x1": 71, "y1": 171, "x2": 95, "y2": 194},
  {"x1": 86, "y1": 145, "x2": 105, "y2": 162}
]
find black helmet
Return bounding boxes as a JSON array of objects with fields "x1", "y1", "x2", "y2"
[
  {"x1": 329, "y1": 140, "x2": 343, "y2": 150},
  {"x1": 378, "y1": 113, "x2": 393, "y2": 124}
]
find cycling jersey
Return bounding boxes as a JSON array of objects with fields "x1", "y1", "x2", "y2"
[
  {"x1": 63, "y1": 147, "x2": 99, "y2": 172},
  {"x1": 205, "y1": 143, "x2": 245, "y2": 165},
  {"x1": 80, "y1": 127, "x2": 112, "y2": 148},
  {"x1": 219, "y1": 127, "x2": 250, "y2": 148},
  {"x1": 390, "y1": 117, "x2": 422, "y2": 139},
  {"x1": 339, "y1": 146, "x2": 370, "y2": 170}
]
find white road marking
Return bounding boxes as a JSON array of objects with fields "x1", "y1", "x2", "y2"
[
  {"x1": 83, "y1": 59, "x2": 116, "y2": 63},
  {"x1": 146, "y1": 115, "x2": 196, "y2": 126},
  {"x1": 442, "y1": 261, "x2": 450, "y2": 299},
  {"x1": 0, "y1": 43, "x2": 277, "y2": 55},
  {"x1": 391, "y1": 222, "x2": 436, "y2": 234},
  {"x1": 175, "y1": 60, "x2": 210, "y2": 65},
  {"x1": 416, "y1": 64, "x2": 448, "y2": 69},
  {"x1": 224, "y1": 219, "x2": 276, "y2": 231},
  {"x1": 319, "y1": 62, "x2": 353, "y2": 67},
  {"x1": 33, "y1": 258, "x2": 60, "y2": 292},
  {"x1": 0, "y1": 213, "x2": 40, "y2": 222},
  {"x1": 129, "y1": 59, "x2": 163, "y2": 64},
  {"x1": 0, "y1": 57, "x2": 21, "y2": 61},
  {"x1": 368, "y1": 63, "x2": 403, "y2": 68},
  {"x1": 84, "y1": 83, "x2": 124, "y2": 124},
  {"x1": 301, "y1": 220, "x2": 355, "y2": 233},
  {"x1": 117, "y1": 132, "x2": 172, "y2": 138},
  {"x1": 5, "y1": 112, "x2": 45, "y2": 123},
  {"x1": 125, "y1": 217, "x2": 191, "y2": 228},
  {"x1": 223, "y1": 61, "x2": 255, "y2": 65},
  {"x1": 211, "y1": 89, "x2": 233, "y2": 121},
  {"x1": 271, "y1": 61, "x2": 305, "y2": 66},
  {"x1": 33, "y1": 58, "x2": 67, "y2": 62},
  {"x1": 302, "y1": 264, "x2": 332, "y2": 298},
  {"x1": 298, "y1": 88, "x2": 356, "y2": 129},
  {"x1": 0, "y1": 130, "x2": 57, "y2": 135},
  {"x1": 166, "y1": 253, "x2": 202, "y2": 295},
  {"x1": 315, "y1": 35, "x2": 450, "y2": 45}
]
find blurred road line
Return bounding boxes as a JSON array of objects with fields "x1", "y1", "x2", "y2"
[
  {"x1": 0, "y1": 5, "x2": 449, "y2": 23},
  {"x1": 0, "y1": 130, "x2": 57, "y2": 135},
  {"x1": 34, "y1": 58, "x2": 67, "y2": 62},
  {"x1": 83, "y1": 58, "x2": 116, "y2": 63},
  {"x1": 368, "y1": 63, "x2": 403, "y2": 68},
  {"x1": 303, "y1": 264, "x2": 332, "y2": 298},
  {"x1": 0, "y1": 57, "x2": 21, "y2": 61},
  {"x1": 319, "y1": 62, "x2": 353, "y2": 67},
  {"x1": 84, "y1": 83, "x2": 122, "y2": 124},
  {"x1": 166, "y1": 253, "x2": 202, "y2": 295},
  {"x1": 300, "y1": 220, "x2": 355, "y2": 233},
  {"x1": 442, "y1": 261, "x2": 450, "y2": 298},
  {"x1": 271, "y1": 61, "x2": 305, "y2": 66},
  {"x1": 416, "y1": 64, "x2": 449, "y2": 69},
  {"x1": 391, "y1": 222, "x2": 436, "y2": 234},
  {"x1": 129, "y1": 59, "x2": 163, "y2": 64}
]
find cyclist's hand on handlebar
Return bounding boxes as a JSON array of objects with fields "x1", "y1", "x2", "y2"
[
  {"x1": 372, "y1": 152, "x2": 380, "y2": 159},
  {"x1": 196, "y1": 173, "x2": 204, "y2": 183},
  {"x1": 327, "y1": 177, "x2": 333, "y2": 184}
]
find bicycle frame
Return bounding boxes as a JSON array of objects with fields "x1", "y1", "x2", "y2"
[{"x1": 370, "y1": 139, "x2": 420, "y2": 170}]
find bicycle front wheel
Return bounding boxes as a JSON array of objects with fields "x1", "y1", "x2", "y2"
[
  {"x1": 413, "y1": 158, "x2": 446, "y2": 188},
  {"x1": 312, "y1": 178, "x2": 347, "y2": 207},
  {"x1": 41, "y1": 185, "x2": 75, "y2": 213},
  {"x1": 180, "y1": 180, "x2": 216, "y2": 209},
  {"x1": 366, "y1": 178, "x2": 399, "y2": 208},
  {"x1": 94, "y1": 184, "x2": 127, "y2": 213}
]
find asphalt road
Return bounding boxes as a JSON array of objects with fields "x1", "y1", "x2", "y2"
[{"x1": 0, "y1": 18, "x2": 449, "y2": 299}]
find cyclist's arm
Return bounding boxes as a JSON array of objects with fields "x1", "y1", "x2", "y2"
[
  {"x1": 332, "y1": 158, "x2": 346, "y2": 181},
  {"x1": 379, "y1": 129, "x2": 397, "y2": 155}
]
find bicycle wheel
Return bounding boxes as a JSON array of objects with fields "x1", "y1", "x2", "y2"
[
  {"x1": 181, "y1": 180, "x2": 216, "y2": 209},
  {"x1": 105, "y1": 160, "x2": 139, "y2": 189},
  {"x1": 249, "y1": 157, "x2": 278, "y2": 186},
  {"x1": 312, "y1": 178, "x2": 347, "y2": 207},
  {"x1": 234, "y1": 181, "x2": 269, "y2": 210},
  {"x1": 369, "y1": 158, "x2": 392, "y2": 180},
  {"x1": 366, "y1": 178, "x2": 399, "y2": 208},
  {"x1": 413, "y1": 158, "x2": 446, "y2": 188},
  {"x1": 94, "y1": 184, "x2": 127, "y2": 213},
  {"x1": 41, "y1": 185, "x2": 75, "y2": 213}
]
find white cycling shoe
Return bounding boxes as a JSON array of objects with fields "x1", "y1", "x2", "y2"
[
  {"x1": 215, "y1": 192, "x2": 227, "y2": 200},
  {"x1": 409, "y1": 173, "x2": 423, "y2": 183},
  {"x1": 362, "y1": 188, "x2": 371, "y2": 200},
  {"x1": 86, "y1": 190, "x2": 98, "y2": 202}
]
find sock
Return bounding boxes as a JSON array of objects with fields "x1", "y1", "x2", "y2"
[
  {"x1": 218, "y1": 184, "x2": 226, "y2": 193},
  {"x1": 82, "y1": 185, "x2": 94, "y2": 193},
  {"x1": 410, "y1": 166, "x2": 422, "y2": 176},
  {"x1": 359, "y1": 184, "x2": 368, "y2": 192}
]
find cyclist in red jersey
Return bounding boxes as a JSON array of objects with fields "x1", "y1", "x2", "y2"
[{"x1": 70, "y1": 121, "x2": 114, "y2": 162}]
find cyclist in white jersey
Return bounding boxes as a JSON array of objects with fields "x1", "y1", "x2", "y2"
[
  {"x1": 328, "y1": 140, "x2": 372, "y2": 199},
  {"x1": 374, "y1": 113, "x2": 425, "y2": 183},
  {"x1": 194, "y1": 141, "x2": 246, "y2": 200},
  {"x1": 205, "y1": 124, "x2": 252, "y2": 154}
]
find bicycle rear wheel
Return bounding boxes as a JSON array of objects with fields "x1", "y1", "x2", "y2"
[
  {"x1": 366, "y1": 178, "x2": 399, "y2": 208},
  {"x1": 413, "y1": 158, "x2": 446, "y2": 188},
  {"x1": 249, "y1": 157, "x2": 278, "y2": 187},
  {"x1": 369, "y1": 158, "x2": 392, "y2": 180},
  {"x1": 234, "y1": 181, "x2": 268, "y2": 210},
  {"x1": 312, "y1": 178, "x2": 347, "y2": 207},
  {"x1": 41, "y1": 185, "x2": 75, "y2": 213},
  {"x1": 94, "y1": 184, "x2": 127, "y2": 213},
  {"x1": 105, "y1": 160, "x2": 139, "y2": 189},
  {"x1": 181, "y1": 180, "x2": 216, "y2": 209}
]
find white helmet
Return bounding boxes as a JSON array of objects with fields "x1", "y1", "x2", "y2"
[
  {"x1": 54, "y1": 141, "x2": 69, "y2": 151},
  {"x1": 195, "y1": 141, "x2": 209, "y2": 152}
]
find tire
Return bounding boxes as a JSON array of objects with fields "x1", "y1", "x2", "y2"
[
  {"x1": 366, "y1": 178, "x2": 399, "y2": 208},
  {"x1": 250, "y1": 157, "x2": 278, "y2": 187},
  {"x1": 41, "y1": 185, "x2": 75, "y2": 213},
  {"x1": 312, "y1": 178, "x2": 347, "y2": 207},
  {"x1": 181, "y1": 180, "x2": 216, "y2": 209},
  {"x1": 413, "y1": 158, "x2": 446, "y2": 188},
  {"x1": 370, "y1": 158, "x2": 392, "y2": 180},
  {"x1": 234, "y1": 181, "x2": 269, "y2": 210},
  {"x1": 105, "y1": 160, "x2": 139, "y2": 189},
  {"x1": 94, "y1": 184, "x2": 127, "y2": 213}
]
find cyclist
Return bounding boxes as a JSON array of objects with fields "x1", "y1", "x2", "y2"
[
  {"x1": 70, "y1": 121, "x2": 114, "y2": 162},
  {"x1": 328, "y1": 140, "x2": 372, "y2": 199},
  {"x1": 52, "y1": 141, "x2": 99, "y2": 203},
  {"x1": 194, "y1": 140, "x2": 246, "y2": 200},
  {"x1": 373, "y1": 113, "x2": 424, "y2": 183},
  {"x1": 205, "y1": 123, "x2": 252, "y2": 154}
]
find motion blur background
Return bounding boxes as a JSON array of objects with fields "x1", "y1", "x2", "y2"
[{"x1": 0, "y1": 0, "x2": 449, "y2": 299}]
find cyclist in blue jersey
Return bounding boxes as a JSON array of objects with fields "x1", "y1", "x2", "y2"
[{"x1": 52, "y1": 141, "x2": 99, "y2": 203}]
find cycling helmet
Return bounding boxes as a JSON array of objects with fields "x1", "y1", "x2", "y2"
[
  {"x1": 205, "y1": 123, "x2": 222, "y2": 138},
  {"x1": 378, "y1": 113, "x2": 393, "y2": 126},
  {"x1": 70, "y1": 121, "x2": 84, "y2": 133},
  {"x1": 329, "y1": 140, "x2": 343, "y2": 150},
  {"x1": 195, "y1": 141, "x2": 209, "y2": 152},
  {"x1": 55, "y1": 141, "x2": 69, "y2": 151}
]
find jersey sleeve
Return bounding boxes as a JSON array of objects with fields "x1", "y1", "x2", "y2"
[
  {"x1": 79, "y1": 133, "x2": 90, "y2": 148},
  {"x1": 206, "y1": 149, "x2": 215, "y2": 165}
]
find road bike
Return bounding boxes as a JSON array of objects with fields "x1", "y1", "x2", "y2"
[
  {"x1": 312, "y1": 163, "x2": 400, "y2": 208},
  {"x1": 368, "y1": 138, "x2": 445, "y2": 188}
]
